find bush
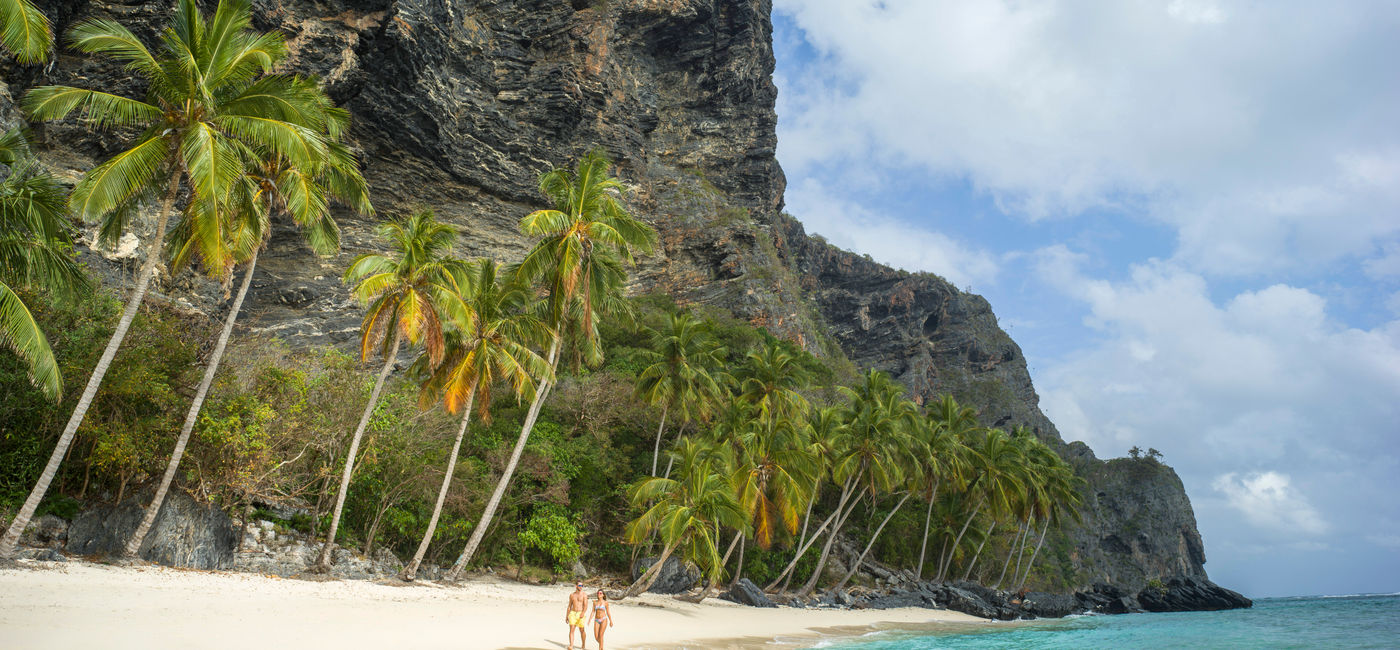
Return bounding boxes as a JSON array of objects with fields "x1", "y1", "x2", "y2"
[{"x1": 519, "y1": 505, "x2": 582, "y2": 572}]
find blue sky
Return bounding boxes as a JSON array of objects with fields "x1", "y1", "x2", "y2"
[{"x1": 769, "y1": 0, "x2": 1400, "y2": 598}]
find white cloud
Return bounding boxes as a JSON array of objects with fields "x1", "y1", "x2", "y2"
[
  {"x1": 784, "y1": 178, "x2": 1001, "y2": 289},
  {"x1": 1213, "y1": 471, "x2": 1329, "y2": 535},
  {"x1": 775, "y1": 0, "x2": 1400, "y2": 276}
]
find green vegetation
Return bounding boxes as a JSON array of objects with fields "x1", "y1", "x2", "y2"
[{"x1": 0, "y1": 0, "x2": 1089, "y2": 598}]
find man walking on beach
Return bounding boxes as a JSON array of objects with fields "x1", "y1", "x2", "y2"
[{"x1": 566, "y1": 582, "x2": 589, "y2": 649}]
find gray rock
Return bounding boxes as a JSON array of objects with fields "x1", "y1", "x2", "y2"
[
  {"x1": 1136, "y1": 576, "x2": 1252, "y2": 612},
  {"x1": 1017, "y1": 592, "x2": 1080, "y2": 618},
  {"x1": 721, "y1": 578, "x2": 776, "y2": 608},
  {"x1": 631, "y1": 556, "x2": 700, "y2": 594},
  {"x1": 19, "y1": 514, "x2": 68, "y2": 548},
  {"x1": 66, "y1": 490, "x2": 236, "y2": 569}
]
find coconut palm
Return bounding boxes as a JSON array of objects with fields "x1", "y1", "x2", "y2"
[
  {"x1": 1015, "y1": 453, "x2": 1083, "y2": 591},
  {"x1": 316, "y1": 209, "x2": 457, "y2": 571},
  {"x1": 398, "y1": 259, "x2": 551, "y2": 581},
  {"x1": 796, "y1": 370, "x2": 917, "y2": 597},
  {"x1": 3, "y1": 0, "x2": 333, "y2": 558},
  {"x1": 735, "y1": 339, "x2": 811, "y2": 426},
  {"x1": 635, "y1": 312, "x2": 726, "y2": 476},
  {"x1": 993, "y1": 427, "x2": 1043, "y2": 587},
  {"x1": 446, "y1": 150, "x2": 655, "y2": 577},
  {"x1": 917, "y1": 396, "x2": 977, "y2": 579},
  {"x1": 124, "y1": 117, "x2": 370, "y2": 558},
  {"x1": 623, "y1": 438, "x2": 748, "y2": 598},
  {"x1": 0, "y1": 0, "x2": 51, "y2": 63},
  {"x1": 935, "y1": 428, "x2": 1024, "y2": 582},
  {"x1": 725, "y1": 406, "x2": 819, "y2": 553},
  {"x1": 0, "y1": 129, "x2": 85, "y2": 402}
]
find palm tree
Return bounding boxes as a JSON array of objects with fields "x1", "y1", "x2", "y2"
[
  {"x1": 623, "y1": 438, "x2": 748, "y2": 598},
  {"x1": 935, "y1": 428, "x2": 1024, "y2": 582},
  {"x1": 0, "y1": 129, "x2": 85, "y2": 402},
  {"x1": 123, "y1": 108, "x2": 370, "y2": 558},
  {"x1": 796, "y1": 370, "x2": 917, "y2": 597},
  {"x1": 1015, "y1": 453, "x2": 1083, "y2": 591},
  {"x1": 398, "y1": 259, "x2": 551, "y2": 581},
  {"x1": 3, "y1": 0, "x2": 331, "y2": 558},
  {"x1": 316, "y1": 209, "x2": 457, "y2": 571},
  {"x1": 726, "y1": 406, "x2": 819, "y2": 553},
  {"x1": 635, "y1": 312, "x2": 725, "y2": 476},
  {"x1": 0, "y1": 0, "x2": 51, "y2": 63},
  {"x1": 917, "y1": 396, "x2": 977, "y2": 579},
  {"x1": 446, "y1": 150, "x2": 655, "y2": 578},
  {"x1": 735, "y1": 339, "x2": 812, "y2": 426}
]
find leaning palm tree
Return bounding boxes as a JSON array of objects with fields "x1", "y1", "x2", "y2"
[
  {"x1": 2, "y1": 0, "x2": 331, "y2": 558},
  {"x1": 795, "y1": 370, "x2": 917, "y2": 597},
  {"x1": 398, "y1": 259, "x2": 551, "y2": 581},
  {"x1": 0, "y1": 0, "x2": 51, "y2": 63},
  {"x1": 934, "y1": 428, "x2": 1025, "y2": 582},
  {"x1": 635, "y1": 312, "x2": 726, "y2": 476},
  {"x1": 1014, "y1": 451, "x2": 1083, "y2": 591},
  {"x1": 123, "y1": 113, "x2": 371, "y2": 558},
  {"x1": 916, "y1": 395, "x2": 978, "y2": 579},
  {"x1": 0, "y1": 129, "x2": 85, "y2": 402},
  {"x1": 316, "y1": 209, "x2": 457, "y2": 571},
  {"x1": 623, "y1": 438, "x2": 748, "y2": 598},
  {"x1": 446, "y1": 150, "x2": 655, "y2": 578}
]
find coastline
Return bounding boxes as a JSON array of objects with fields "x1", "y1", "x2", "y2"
[{"x1": 0, "y1": 560, "x2": 993, "y2": 649}]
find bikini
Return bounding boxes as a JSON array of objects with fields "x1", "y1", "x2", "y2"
[{"x1": 594, "y1": 602, "x2": 609, "y2": 623}]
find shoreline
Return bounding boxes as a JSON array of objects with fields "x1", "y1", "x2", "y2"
[{"x1": 0, "y1": 560, "x2": 994, "y2": 649}]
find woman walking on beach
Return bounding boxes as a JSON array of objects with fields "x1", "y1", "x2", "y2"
[{"x1": 589, "y1": 590, "x2": 615, "y2": 649}]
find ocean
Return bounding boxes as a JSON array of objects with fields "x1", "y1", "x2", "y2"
[{"x1": 817, "y1": 593, "x2": 1400, "y2": 649}]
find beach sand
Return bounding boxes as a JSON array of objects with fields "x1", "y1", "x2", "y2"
[{"x1": 0, "y1": 560, "x2": 992, "y2": 649}]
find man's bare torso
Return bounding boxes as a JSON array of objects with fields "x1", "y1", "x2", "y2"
[{"x1": 569, "y1": 590, "x2": 588, "y2": 613}]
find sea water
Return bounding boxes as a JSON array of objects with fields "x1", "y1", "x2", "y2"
[{"x1": 819, "y1": 593, "x2": 1400, "y2": 649}]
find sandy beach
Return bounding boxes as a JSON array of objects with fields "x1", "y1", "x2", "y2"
[{"x1": 0, "y1": 561, "x2": 993, "y2": 649}]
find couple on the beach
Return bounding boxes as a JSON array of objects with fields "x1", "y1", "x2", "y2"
[{"x1": 566, "y1": 582, "x2": 615, "y2": 650}]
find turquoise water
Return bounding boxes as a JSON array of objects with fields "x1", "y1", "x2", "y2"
[{"x1": 821, "y1": 594, "x2": 1400, "y2": 649}]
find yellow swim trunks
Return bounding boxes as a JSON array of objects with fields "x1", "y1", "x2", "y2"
[{"x1": 568, "y1": 611, "x2": 585, "y2": 628}]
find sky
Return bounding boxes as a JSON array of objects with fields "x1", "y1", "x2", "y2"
[{"x1": 769, "y1": 0, "x2": 1400, "y2": 598}]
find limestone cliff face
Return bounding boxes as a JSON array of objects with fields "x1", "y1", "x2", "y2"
[{"x1": 5, "y1": 0, "x2": 1204, "y2": 591}]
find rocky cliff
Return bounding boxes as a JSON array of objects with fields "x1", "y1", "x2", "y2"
[{"x1": 3, "y1": 0, "x2": 1210, "y2": 592}]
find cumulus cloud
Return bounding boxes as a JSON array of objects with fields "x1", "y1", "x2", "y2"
[
  {"x1": 1213, "y1": 471, "x2": 1329, "y2": 535},
  {"x1": 774, "y1": 0, "x2": 1400, "y2": 276},
  {"x1": 784, "y1": 178, "x2": 1002, "y2": 289}
]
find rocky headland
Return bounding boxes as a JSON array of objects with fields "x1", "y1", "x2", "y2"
[{"x1": 2, "y1": 0, "x2": 1239, "y2": 608}]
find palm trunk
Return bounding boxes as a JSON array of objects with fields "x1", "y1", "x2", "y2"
[
  {"x1": 937, "y1": 497, "x2": 984, "y2": 582},
  {"x1": 796, "y1": 484, "x2": 865, "y2": 597},
  {"x1": 767, "y1": 475, "x2": 854, "y2": 592},
  {"x1": 1015, "y1": 517, "x2": 1052, "y2": 592},
  {"x1": 662, "y1": 420, "x2": 688, "y2": 479},
  {"x1": 734, "y1": 532, "x2": 745, "y2": 584},
  {"x1": 1, "y1": 171, "x2": 179, "y2": 559},
  {"x1": 963, "y1": 520, "x2": 997, "y2": 582},
  {"x1": 994, "y1": 519, "x2": 1027, "y2": 588},
  {"x1": 401, "y1": 379, "x2": 479, "y2": 581},
  {"x1": 447, "y1": 335, "x2": 560, "y2": 580},
  {"x1": 832, "y1": 492, "x2": 912, "y2": 593},
  {"x1": 124, "y1": 246, "x2": 260, "y2": 558},
  {"x1": 1001, "y1": 518, "x2": 1033, "y2": 589},
  {"x1": 649, "y1": 405, "x2": 668, "y2": 476},
  {"x1": 314, "y1": 332, "x2": 402, "y2": 571},
  {"x1": 623, "y1": 539, "x2": 677, "y2": 598},
  {"x1": 916, "y1": 481, "x2": 939, "y2": 580},
  {"x1": 795, "y1": 485, "x2": 818, "y2": 551},
  {"x1": 719, "y1": 530, "x2": 742, "y2": 570}
]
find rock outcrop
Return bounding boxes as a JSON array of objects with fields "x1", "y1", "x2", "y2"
[
  {"x1": 65, "y1": 489, "x2": 237, "y2": 570},
  {"x1": 3, "y1": 0, "x2": 1215, "y2": 593},
  {"x1": 631, "y1": 555, "x2": 701, "y2": 594}
]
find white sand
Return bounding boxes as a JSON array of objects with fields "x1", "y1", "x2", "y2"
[{"x1": 0, "y1": 561, "x2": 992, "y2": 649}]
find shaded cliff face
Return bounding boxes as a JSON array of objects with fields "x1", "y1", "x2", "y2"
[{"x1": 5, "y1": 0, "x2": 1203, "y2": 591}]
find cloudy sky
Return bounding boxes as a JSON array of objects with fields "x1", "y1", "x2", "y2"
[{"x1": 770, "y1": 0, "x2": 1399, "y2": 598}]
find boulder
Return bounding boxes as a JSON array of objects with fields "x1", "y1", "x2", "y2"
[
  {"x1": 67, "y1": 490, "x2": 236, "y2": 569},
  {"x1": 863, "y1": 591, "x2": 935, "y2": 610},
  {"x1": 721, "y1": 578, "x2": 777, "y2": 608},
  {"x1": 19, "y1": 514, "x2": 68, "y2": 549},
  {"x1": 1017, "y1": 591, "x2": 1081, "y2": 618},
  {"x1": 631, "y1": 556, "x2": 700, "y2": 594},
  {"x1": 1137, "y1": 576, "x2": 1252, "y2": 612}
]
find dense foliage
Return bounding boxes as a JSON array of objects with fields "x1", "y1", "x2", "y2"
[{"x1": 0, "y1": 0, "x2": 1090, "y2": 596}]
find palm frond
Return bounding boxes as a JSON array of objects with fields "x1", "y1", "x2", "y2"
[
  {"x1": 0, "y1": 280, "x2": 60, "y2": 400},
  {"x1": 0, "y1": 0, "x2": 52, "y2": 64}
]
